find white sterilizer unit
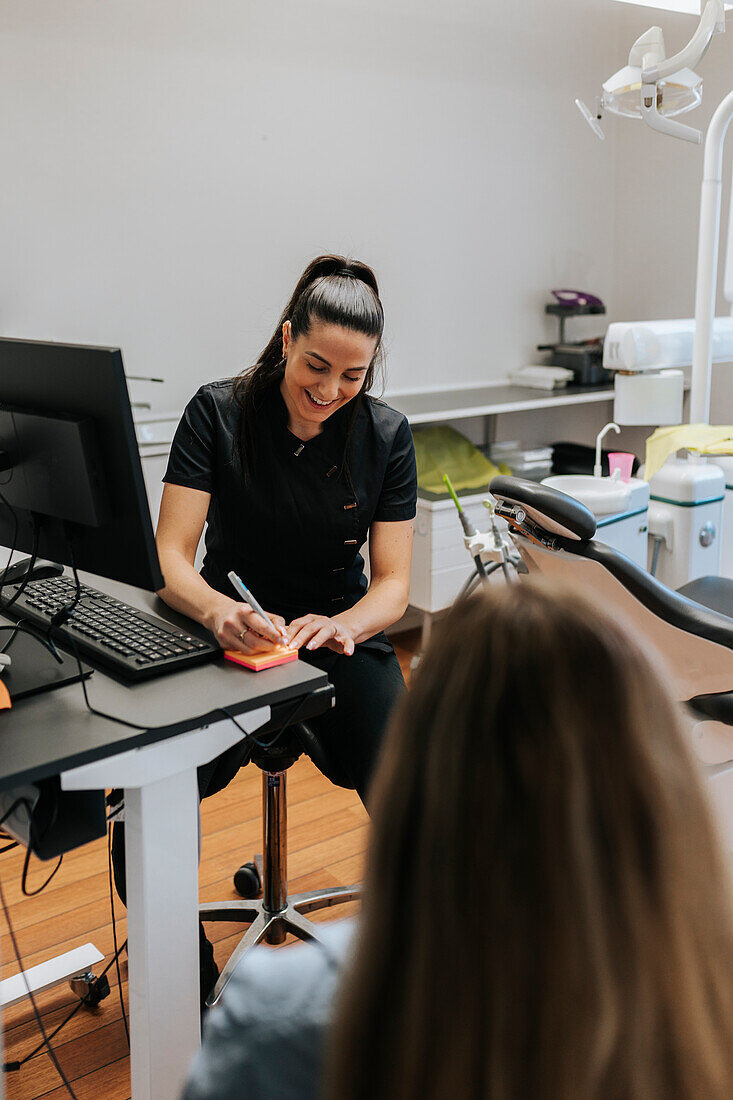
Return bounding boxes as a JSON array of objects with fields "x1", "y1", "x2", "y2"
[
  {"x1": 647, "y1": 457, "x2": 724, "y2": 590},
  {"x1": 710, "y1": 455, "x2": 733, "y2": 580}
]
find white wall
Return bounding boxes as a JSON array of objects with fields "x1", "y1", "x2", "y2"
[{"x1": 0, "y1": 0, "x2": 624, "y2": 417}]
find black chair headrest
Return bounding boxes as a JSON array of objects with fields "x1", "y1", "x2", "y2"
[{"x1": 490, "y1": 475, "x2": 596, "y2": 542}]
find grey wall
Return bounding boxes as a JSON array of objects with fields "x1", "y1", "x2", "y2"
[{"x1": 0, "y1": 0, "x2": 623, "y2": 417}]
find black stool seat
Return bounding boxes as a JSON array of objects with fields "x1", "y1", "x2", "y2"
[{"x1": 200, "y1": 721, "x2": 360, "y2": 1008}]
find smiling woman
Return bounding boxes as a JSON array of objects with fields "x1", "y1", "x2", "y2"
[
  {"x1": 280, "y1": 322, "x2": 374, "y2": 434},
  {"x1": 111, "y1": 255, "x2": 417, "y2": 1005},
  {"x1": 233, "y1": 256, "x2": 386, "y2": 481}
]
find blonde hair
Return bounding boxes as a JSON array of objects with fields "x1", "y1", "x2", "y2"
[{"x1": 327, "y1": 581, "x2": 733, "y2": 1100}]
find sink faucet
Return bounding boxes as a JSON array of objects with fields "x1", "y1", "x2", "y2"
[{"x1": 594, "y1": 422, "x2": 620, "y2": 478}]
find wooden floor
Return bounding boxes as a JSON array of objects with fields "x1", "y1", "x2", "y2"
[{"x1": 1, "y1": 632, "x2": 419, "y2": 1100}]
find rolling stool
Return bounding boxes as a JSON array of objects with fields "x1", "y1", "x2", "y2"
[{"x1": 200, "y1": 721, "x2": 361, "y2": 1007}]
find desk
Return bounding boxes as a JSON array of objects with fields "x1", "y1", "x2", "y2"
[{"x1": 0, "y1": 575, "x2": 332, "y2": 1100}]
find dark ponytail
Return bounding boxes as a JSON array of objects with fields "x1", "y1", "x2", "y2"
[{"x1": 232, "y1": 255, "x2": 385, "y2": 481}]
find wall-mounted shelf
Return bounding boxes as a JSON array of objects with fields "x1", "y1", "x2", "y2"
[{"x1": 384, "y1": 381, "x2": 614, "y2": 425}]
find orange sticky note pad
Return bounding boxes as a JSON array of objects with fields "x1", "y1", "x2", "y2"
[
  {"x1": 224, "y1": 646, "x2": 299, "y2": 672},
  {"x1": 0, "y1": 679, "x2": 11, "y2": 710}
]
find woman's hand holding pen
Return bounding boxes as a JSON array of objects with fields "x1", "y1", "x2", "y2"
[
  {"x1": 207, "y1": 598, "x2": 288, "y2": 654},
  {"x1": 285, "y1": 615, "x2": 356, "y2": 656}
]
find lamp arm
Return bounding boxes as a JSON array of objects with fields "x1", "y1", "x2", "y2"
[
  {"x1": 640, "y1": 82, "x2": 702, "y2": 143},
  {"x1": 690, "y1": 89, "x2": 733, "y2": 424},
  {"x1": 642, "y1": 0, "x2": 725, "y2": 84}
]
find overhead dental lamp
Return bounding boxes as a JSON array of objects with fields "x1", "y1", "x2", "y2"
[
  {"x1": 596, "y1": 0, "x2": 733, "y2": 429},
  {"x1": 576, "y1": 0, "x2": 726, "y2": 143},
  {"x1": 575, "y1": 0, "x2": 733, "y2": 585}
]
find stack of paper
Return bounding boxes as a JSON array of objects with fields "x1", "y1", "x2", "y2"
[{"x1": 509, "y1": 366, "x2": 574, "y2": 391}]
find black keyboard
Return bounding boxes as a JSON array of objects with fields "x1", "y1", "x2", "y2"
[{"x1": 4, "y1": 576, "x2": 220, "y2": 682}]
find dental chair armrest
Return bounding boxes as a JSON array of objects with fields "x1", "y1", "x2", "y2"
[
  {"x1": 677, "y1": 576, "x2": 733, "y2": 620},
  {"x1": 562, "y1": 537, "x2": 733, "y2": 651},
  {"x1": 687, "y1": 691, "x2": 733, "y2": 726}
]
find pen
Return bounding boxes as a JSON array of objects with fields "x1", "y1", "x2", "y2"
[{"x1": 227, "y1": 571, "x2": 287, "y2": 642}]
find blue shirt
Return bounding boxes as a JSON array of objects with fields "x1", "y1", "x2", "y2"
[{"x1": 182, "y1": 921, "x2": 355, "y2": 1100}]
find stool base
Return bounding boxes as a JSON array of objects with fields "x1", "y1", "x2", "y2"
[{"x1": 200, "y1": 882, "x2": 360, "y2": 1007}]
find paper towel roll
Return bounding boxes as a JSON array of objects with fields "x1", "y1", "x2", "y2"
[{"x1": 614, "y1": 370, "x2": 684, "y2": 426}]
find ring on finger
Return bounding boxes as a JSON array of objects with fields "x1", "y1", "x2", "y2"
[{"x1": 238, "y1": 627, "x2": 248, "y2": 641}]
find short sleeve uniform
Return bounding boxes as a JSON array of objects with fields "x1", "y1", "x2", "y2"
[
  {"x1": 164, "y1": 377, "x2": 415, "y2": 803},
  {"x1": 164, "y1": 378, "x2": 417, "y2": 637}
]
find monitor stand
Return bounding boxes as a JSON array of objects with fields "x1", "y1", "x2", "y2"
[{"x1": 2, "y1": 631, "x2": 93, "y2": 702}]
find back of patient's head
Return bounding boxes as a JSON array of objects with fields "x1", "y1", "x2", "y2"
[{"x1": 328, "y1": 581, "x2": 733, "y2": 1100}]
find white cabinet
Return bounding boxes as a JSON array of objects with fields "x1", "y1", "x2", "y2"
[{"x1": 409, "y1": 491, "x2": 491, "y2": 613}]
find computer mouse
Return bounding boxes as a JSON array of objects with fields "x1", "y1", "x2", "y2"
[{"x1": 2, "y1": 558, "x2": 64, "y2": 586}]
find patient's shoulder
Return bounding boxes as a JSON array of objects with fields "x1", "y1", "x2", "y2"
[
  {"x1": 182, "y1": 921, "x2": 355, "y2": 1100},
  {"x1": 227, "y1": 919, "x2": 353, "y2": 1022}
]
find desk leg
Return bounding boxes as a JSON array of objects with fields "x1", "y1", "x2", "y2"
[
  {"x1": 61, "y1": 710, "x2": 270, "y2": 1100},
  {"x1": 125, "y1": 768, "x2": 201, "y2": 1100}
]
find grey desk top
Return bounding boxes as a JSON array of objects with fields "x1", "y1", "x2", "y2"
[
  {"x1": 0, "y1": 574, "x2": 330, "y2": 790},
  {"x1": 385, "y1": 383, "x2": 614, "y2": 424}
]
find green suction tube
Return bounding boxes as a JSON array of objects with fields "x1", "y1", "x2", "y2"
[
  {"x1": 442, "y1": 473, "x2": 486, "y2": 577},
  {"x1": 443, "y1": 473, "x2": 476, "y2": 537}
]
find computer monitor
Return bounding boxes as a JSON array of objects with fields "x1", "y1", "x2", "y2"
[{"x1": 0, "y1": 337, "x2": 164, "y2": 591}]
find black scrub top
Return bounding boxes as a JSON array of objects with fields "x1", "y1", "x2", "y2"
[{"x1": 163, "y1": 378, "x2": 417, "y2": 634}]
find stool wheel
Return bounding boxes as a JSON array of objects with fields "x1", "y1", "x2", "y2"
[{"x1": 234, "y1": 860, "x2": 262, "y2": 899}]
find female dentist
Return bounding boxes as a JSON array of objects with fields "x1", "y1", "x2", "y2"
[{"x1": 112, "y1": 254, "x2": 416, "y2": 1000}]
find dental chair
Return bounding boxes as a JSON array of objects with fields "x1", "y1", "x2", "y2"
[{"x1": 489, "y1": 475, "x2": 733, "y2": 853}]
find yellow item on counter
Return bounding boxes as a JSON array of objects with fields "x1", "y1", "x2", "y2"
[
  {"x1": 645, "y1": 424, "x2": 733, "y2": 481},
  {"x1": 413, "y1": 425, "x2": 506, "y2": 496}
]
